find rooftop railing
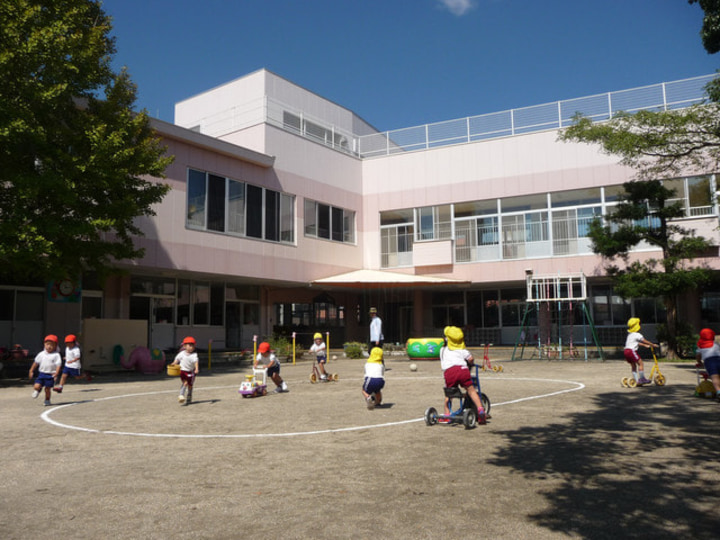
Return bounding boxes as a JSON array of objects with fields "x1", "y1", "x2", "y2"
[{"x1": 356, "y1": 74, "x2": 717, "y2": 159}]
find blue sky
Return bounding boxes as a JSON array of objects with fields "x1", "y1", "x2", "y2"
[{"x1": 102, "y1": 0, "x2": 718, "y2": 131}]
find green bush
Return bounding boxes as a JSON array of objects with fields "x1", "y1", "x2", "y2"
[
  {"x1": 268, "y1": 334, "x2": 293, "y2": 358},
  {"x1": 656, "y1": 322, "x2": 698, "y2": 359},
  {"x1": 343, "y1": 341, "x2": 365, "y2": 359}
]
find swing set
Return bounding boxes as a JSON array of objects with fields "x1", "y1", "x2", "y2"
[{"x1": 512, "y1": 272, "x2": 604, "y2": 361}]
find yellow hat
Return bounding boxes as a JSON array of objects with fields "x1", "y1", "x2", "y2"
[
  {"x1": 313, "y1": 333, "x2": 322, "y2": 340},
  {"x1": 368, "y1": 346, "x2": 384, "y2": 364},
  {"x1": 444, "y1": 326, "x2": 465, "y2": 350},
  {"x1": 627, "y1": 318, "x2": 641, "y2": 333}
]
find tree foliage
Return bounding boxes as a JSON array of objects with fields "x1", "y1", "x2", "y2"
[
  {"x1": 689, "y1": 0, "x2": 720, "y2": 54},
  {"x1": 585, "y1": 180, "x2": 713, "y2": 355},
  {"x1": 556, "y1": 2, "x2": 720, "y2": 356},
  {"x1": 560, "y1": 106, "x2": 720, "y2": 181},
  {"x1": 0, "y1": 0, "x2": 172, "y2": 282}
]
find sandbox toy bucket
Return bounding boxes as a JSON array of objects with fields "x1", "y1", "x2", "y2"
[{"x1": 166, "y1": 364, "x2": 181, "y2": 377}]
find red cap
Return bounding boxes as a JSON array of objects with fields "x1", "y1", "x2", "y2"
[
  {"x1": 44, "y1": 334, "x2": 58, "y2": 344},
  {"x1": 258, "y1": 342, "x2": 270, "y2": 353},
  {"x1": 182, "y1": 336, "x2": 196, "y2": 345},
  {"x1": 698, "y1": 328, "x2": 715, "y2": 349},
  {"x1": 65, "y1": 334, "x2": 77, "y2": 343}
]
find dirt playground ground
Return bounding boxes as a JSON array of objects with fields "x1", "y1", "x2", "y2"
[{"x1": 1, "y1": 352, "x2": 719, "y2": 539}]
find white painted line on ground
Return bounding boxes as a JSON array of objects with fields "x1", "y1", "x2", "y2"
[{"x1": 40, "y1": 377, "x2": 584, "y2": 439}]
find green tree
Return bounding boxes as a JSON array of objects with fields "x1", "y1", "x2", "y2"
[
  {"x1": 583, "y1": 179, "x2": 713, "y2": 356},
  {"x1": 689, "y1": 0, "x2": 720, "y2": 54},
  {"x1": 557, "y1": 1, "x2": 720, "y2": 357},
  {"x1": 0, "y1": 0, "x2": 172, "y2": 283}
]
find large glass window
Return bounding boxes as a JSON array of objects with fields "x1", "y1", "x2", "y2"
[
  {"x1": 664, "y1": 175, "x2": 714, "y2": 217},
  {"x1": 187, "y1": 169, "x2": 294, "y2": 244},
  {"x1": 177, "y1": 281, "x2": 191, "y2": 326},
  {"x1": 381, "y1": 179, "x2": 718, "y2": 268},
  {"x1": 431, "y1": 292, "x2": 464, "y2": 327},
  {"x1": 304, "y1": 199, "x2": 355, "y2": 244},
  {"x1": 228, "y1": 180, "x2": 245, "y2": 234},
  {"x1": 591, "y1": 285, "x2": 631, "y2": 326},
  {"x1": 187, "y1": 169, "x2": 206, "y2": 228},
  {"x1": 500, "y1": 289, "x2": 526, "y2": 326},
  {"x1": 415, "y1": 205, "x2": 452, "y2": 241}
]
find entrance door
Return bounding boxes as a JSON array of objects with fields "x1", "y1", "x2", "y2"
[
  {"x1": 0, "y1": 290, "x2": 44, "y2": 350},
  {"x1": 130, "y1": 296, "x2": 175, "y2": 351}
]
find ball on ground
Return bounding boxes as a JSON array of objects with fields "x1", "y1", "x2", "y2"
[
  {"x1": 410, "y1": 363, "x2": 417, "y2": 372},
  {"x1": 332, "y1": 355, "x2": 337, "y2": 360}
]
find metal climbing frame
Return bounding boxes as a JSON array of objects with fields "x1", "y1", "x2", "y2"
[{"x1": 512, "y1": 272, "x2": 604, "y2": 361}]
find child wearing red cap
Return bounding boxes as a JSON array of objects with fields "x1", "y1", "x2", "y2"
[
  {"x1": 255, "y1": 342, "x2": 288, "y2": 393},
  {"x1": 696, "y1": 328, "x2": 720, "y2": 400},
  {"x1": 29, "y1": 335, "x2": 62, "y2": 406},
  {"x1": 53, "y1": 334, "x2": 84, "y2": 393},
  {"x1": 171, "y1": 336, "x2": 199, "y2": 404}
]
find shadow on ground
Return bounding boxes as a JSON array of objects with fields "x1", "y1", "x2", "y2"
[{"x1": 486, "y1": 384, "x2": 720, "y2": 539}]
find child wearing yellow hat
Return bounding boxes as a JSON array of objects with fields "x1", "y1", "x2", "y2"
[
  {"x1": 309, "y1": 332, "x2": 328, "y2": 381},
  {"x1": 439, "y1": 326, "x2": 487, "y2": 423},
  {"x1": 362, "y1": 347, "x2": 385, "y2": 409},
  {"x1": 624, "y1": 318, "x2": 658, "y2": 385}
]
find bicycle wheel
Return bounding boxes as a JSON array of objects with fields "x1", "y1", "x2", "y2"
[
  {"x1": 424, "y1": 407, "x2": 438, "y2": 426},
  {"x1": 462, "y1": 408, "x2": 477, "y2": 429},
  {"x1": 481, "y1": 392, "x2": 491, "y2": 416}
]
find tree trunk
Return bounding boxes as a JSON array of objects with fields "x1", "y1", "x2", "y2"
[{"x1": 664, "y1": 296, "x2": 679, "y2": 360}]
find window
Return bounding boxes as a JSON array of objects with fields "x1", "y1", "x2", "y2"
[
  {"x1": 187, "y1": 168, "x2": 294, "y2": 244},
  {"x1": 228, "y1": 180, "x2": 245, "y2": 234},
  {"x1": 415, "y1": 205, "x2": 452, "y2": 241},
  {"x1": 551, "y1": 188, "x2": 601, "y2": 208},
  {"x1": 282, "y1": 111, "x2": 352, "y2": 152},
  {"x1": 664, "y1": 175, "x2": 714, "y2": 217},
  {"x1": 381, "y1": 209, "x2": 414, "y2": 267},
  {"x1": 193, "y1": 282, "x2": 210, "y2": 325},
  {"x1": 500, "y1": 289, "x2": 526, "y2": 327},
  {"x1": 274, "y1": 302, "x2": 345, "y2": 327},
  {"x1": 431, "y1": 292, "x2": 465, "y2": 327},
  {"x1": 187, "y1": 169, "x2": 206, "y2": 228},
  {"x1": 304, "y1": 199, "x2": 355, "y2": 244},
  {"x1": 591, "y1": 285, "x2": 630, "y2": 326}
]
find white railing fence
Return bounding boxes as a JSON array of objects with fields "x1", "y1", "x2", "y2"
[{"x1": 357, "y1": 74, "x2": 717, "y2": 158}]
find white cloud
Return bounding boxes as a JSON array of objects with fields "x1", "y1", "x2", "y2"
[{"x1": 438, "y1": 0, "x2": 476, "y2": 16}]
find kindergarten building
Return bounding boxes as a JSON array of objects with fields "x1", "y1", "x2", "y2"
[{"x1": 3, "y1": 69, "x2": 720, "y2": 366}]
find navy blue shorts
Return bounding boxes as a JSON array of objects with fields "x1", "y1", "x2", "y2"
[
  {"x1": 704, "y1": 356, "x2": 720, "y2": 377},
  {"x1": 35, "y1": 373, "x2": 55, "y2": 387},
  {"x1": 267, "y1": 363, "x2": 280, "y2": 377},
  {"x1": 316, "y1": 353, "x2": 326, "y2": 364},
  {"x1": 363, "y1": 377, "x2": 385, "y2": 394},
  {"x1": 63, "y1": 366, "x2": 81, "y2": 377}
]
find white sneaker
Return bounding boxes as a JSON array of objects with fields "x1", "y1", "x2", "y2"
[
  {"x1": 281, "y1": 381, "x2": 288, "y2": 391},
  {"x1": 366, "y1": 396, "x2": 375, "y2": 410},
  {"x1": 178, "y1": 395, "x2": 186, "y2": 403},
  {"x1": 32, "y1": 390, "x2": 39, "y2": 399}
]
